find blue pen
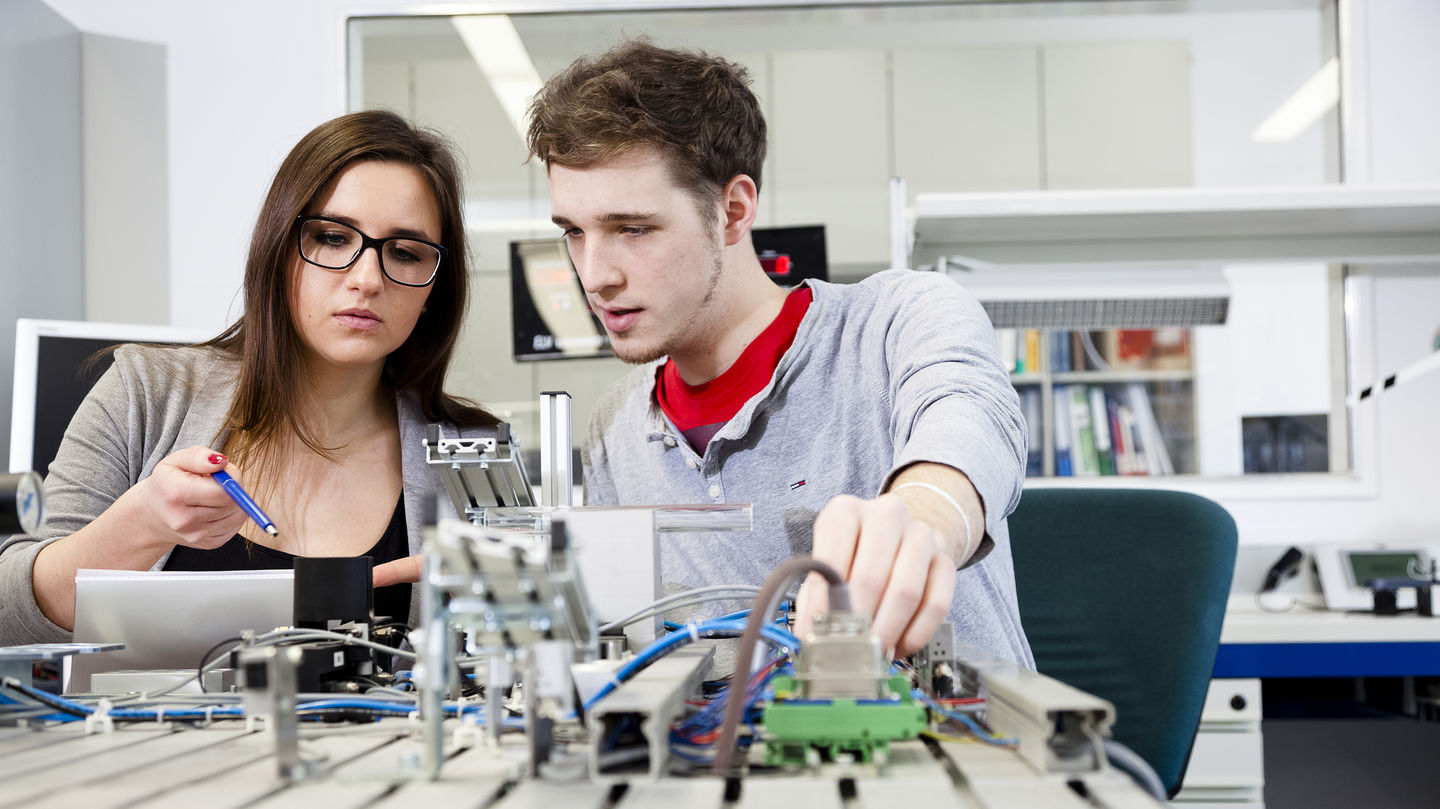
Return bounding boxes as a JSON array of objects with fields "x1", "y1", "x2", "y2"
[{"x1": 212, "y1": 469, "x2": 279, "y2": 537}]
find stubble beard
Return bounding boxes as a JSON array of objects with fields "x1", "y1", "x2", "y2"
[{"x1": 609, "y1": 246, "x2": 725, "y2": 366}]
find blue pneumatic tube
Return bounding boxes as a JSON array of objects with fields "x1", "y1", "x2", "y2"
[{"x1": 211, "y1": 469, "x2": 278, "y2": 537}]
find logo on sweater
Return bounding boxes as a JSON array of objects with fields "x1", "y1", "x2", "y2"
[{"x1": 789, "y1": 480, "x2": 806, "y2": 491}]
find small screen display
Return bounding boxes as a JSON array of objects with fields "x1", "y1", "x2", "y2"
[
  {"x1": 509, "y1": 239, "x2": 611, "y2": 362},
  {"x1": 1347, "y1": 551, "x2": 1422, "y2": 585}
]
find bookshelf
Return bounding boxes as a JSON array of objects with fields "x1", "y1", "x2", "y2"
[
  {"x1": 1002, "y1": 329, "x2": 1195, "y2": 478},
  {"x1": 897, "y1": 183, "x2": 1440, "y2": 490}
]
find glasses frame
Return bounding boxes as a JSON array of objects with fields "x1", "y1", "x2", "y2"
[{"x1": 294, "y1": 215, "x2": 446, "y2": 288}]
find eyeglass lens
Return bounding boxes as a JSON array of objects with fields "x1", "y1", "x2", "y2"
[{"x1": 298, "y1": 219, "x2": 439, "y2": 286}]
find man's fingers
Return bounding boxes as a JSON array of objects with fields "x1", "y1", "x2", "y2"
[
  {"x1": 810, "y1": 495, "x2": 864, "y2": 575},
  {"x1": 374, "y1": 555, "x2": 423, "y2": 587},
  {"x1": 895, "y1": 552, "x2": 957, "y2": 658},
  {"x1": 798, "y1": 496, "x2": 866, "y2": 638},
  {"x1": 792, "y1": 573, "x2": 831, "y2": 640},
  {"x1": 869, "y1": 519, "x2": 939, "y2": 652},
  {"x1": 844, "y1": 495, "x2": 908, "y2": 618}
]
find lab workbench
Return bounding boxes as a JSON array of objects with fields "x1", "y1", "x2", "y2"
[{"x1": 0, "y1": 716, "x2": 1161, "y2": 809}]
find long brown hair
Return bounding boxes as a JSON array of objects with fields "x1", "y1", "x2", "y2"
[{"x1": 208, "y1": 109, "x2": 496, "y2": 466}]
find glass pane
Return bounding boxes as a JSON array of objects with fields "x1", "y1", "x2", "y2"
[{"x1": 348, "y1": 0, "x2": 1347, "y2": 478}]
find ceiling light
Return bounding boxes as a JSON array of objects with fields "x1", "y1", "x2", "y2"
[
  {"x1": 1252, "y1": 58, "x2": 1339, "y2": 143},
  {"x1": 452, "y1": 16, "x2": 542, "y2": 145},
  {"x1": 938, "y1": 259, "x2": 1230, "y2": 329}
]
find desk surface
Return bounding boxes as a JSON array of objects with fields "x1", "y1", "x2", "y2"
[
  {"x1": 0, "y1": 718, "x2": 1156, "y2": 809},
  {"x1": 1215, "y1": 597, "x2": 1440, "y2": 678}
]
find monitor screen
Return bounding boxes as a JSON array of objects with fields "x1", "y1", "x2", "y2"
[
  {"x1": 9, "y1": 319, "x2": 211, "y2": 476},
  {"x1": 509, "y1": 225, "x2": 829, "y2": 363},
  {"x1": 1346, "y1": 551, "x2": 1423, "y2": 586},
  {"x1": 751, "y1": 224, "x2": 829, "y2": 286},
  {"x1": 509, "y1": 239, "x2": 612, "y2": 362}
]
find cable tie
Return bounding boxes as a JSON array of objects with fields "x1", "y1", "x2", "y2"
[
  {"x1": 205, "y1": 705, "x2": 215, "y2": 724},
  {"x1": 892, "y1": 481, "x2": 975, "y2": 555},
  {"x1": 686, "y1": 622, "x2": 700, "y2": 643}
]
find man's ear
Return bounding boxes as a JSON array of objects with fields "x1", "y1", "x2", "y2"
[{"x1": 720, "y1": 174, "x2": 759, "y2": 247}]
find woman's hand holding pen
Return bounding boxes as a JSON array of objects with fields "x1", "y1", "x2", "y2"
[{"x1": 120, "y1": 446, "x2": 250, "y2": 552}]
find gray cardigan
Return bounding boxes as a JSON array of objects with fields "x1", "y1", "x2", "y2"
[
  {"x1": 584, "y1": 270, "x2": 1034, "y2": 668},
  {"x1": 0, "y1": 344, "x2": 471, "y2": 645}
]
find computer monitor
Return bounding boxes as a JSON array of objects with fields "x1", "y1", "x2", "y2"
[
  {"x1": 508, "y1": 224, "x2": 829, "y2": 363},
  {"x1": 509, "y1": 239, "x2": 611, "y2": 362},
  {"x1": 9, "y1": 319, "x2": 212, "y2": 476},
  {"x1": 751, "y1": 224, "x2": 829, "y2": 286}
]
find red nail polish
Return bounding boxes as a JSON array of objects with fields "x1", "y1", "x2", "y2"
[{"x1": 208, "y1": 453, "x2": 226, "y2": 465}]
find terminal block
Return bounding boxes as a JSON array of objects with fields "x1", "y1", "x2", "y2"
[{"x1": 760, "y1": 612, "x2": 927, "y2": 766}]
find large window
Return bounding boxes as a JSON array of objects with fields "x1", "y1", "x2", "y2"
[{"x1": 349, "y1": 0, "x2": 1350, "y2": 481}]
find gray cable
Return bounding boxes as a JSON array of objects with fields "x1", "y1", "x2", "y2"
[
  {"x1": 123, "y1": 627, "x2": 418, "y2": 702},
  {"x1": 711, "y1": 557, "x2": 849, "y2": 775},
  {"x1": 598, "y1": 585, "x2": 763, "y2": 633},
  {"x1": 1100, "y1": 738, "x2": 1167, "y2": 802}
]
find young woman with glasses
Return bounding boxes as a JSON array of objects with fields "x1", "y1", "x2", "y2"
[{"x1": 0, "y1": 110, "x2": 497, "y2": 643}]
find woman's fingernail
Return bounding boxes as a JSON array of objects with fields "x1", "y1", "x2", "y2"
[{"x1": 208, "y1": 453, "x2": 227, "y2": 465}]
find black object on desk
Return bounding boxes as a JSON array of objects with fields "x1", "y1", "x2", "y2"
[{"x1": 1367, "y1": 577, "x2": 1436, "y2": 616}]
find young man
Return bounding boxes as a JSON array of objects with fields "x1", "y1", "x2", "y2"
[{"x1": 526, "y1": 40, "x2": 1032, "y2": 664}]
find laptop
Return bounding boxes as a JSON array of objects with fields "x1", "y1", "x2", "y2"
[{"x1": 69, "y1": 568, "x2": 295, "y2": 693}]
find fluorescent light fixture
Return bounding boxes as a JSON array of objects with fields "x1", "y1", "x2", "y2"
[
  {"x1": 452, "y1": 16, "x2": 542, "y2": 144},
  {"x1": 1252, "y1": 58, "x2": 1339, "y2": 143},
  {"x1": 939, "y1": 260, "x2": 1230, "y2": 329}
]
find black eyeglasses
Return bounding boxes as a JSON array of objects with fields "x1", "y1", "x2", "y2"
[{"x1": 295, "y1": 215, "x2": 445, "y2": 287}]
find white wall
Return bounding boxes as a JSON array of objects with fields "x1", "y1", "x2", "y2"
[
  {"x1": 43, "y1": 0, "x2": 374, "y2": 333},
  {"x1": 2, "y1": 0, "x2": 84, "y2": 469},
  {"x1": 36, "y1": 0, "x2": 1440, "y2": 548}
]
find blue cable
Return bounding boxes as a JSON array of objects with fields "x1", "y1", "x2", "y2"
[
  {"x1": 916, "y1": 692, "x2": 1017, "y2": 747},
  {"x1": 0, "y1": 678, "x2": 529, "y2": 726},
  {"x1": 584, "y1": 619, "x2": 799, "y2": 712}
]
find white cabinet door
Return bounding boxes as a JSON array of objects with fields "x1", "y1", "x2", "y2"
[
  {"x1": 770, "y1": 50, "x2": 892, "y2": 271},
  {"x1": 892, "y1": 46, "x2": 1043, "y2": 195},
  {"x1": 1043, "y1": 41, "x2": 1194, "y2": 189}
]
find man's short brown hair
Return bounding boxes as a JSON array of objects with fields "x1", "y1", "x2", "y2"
[{"x1": 526, "y1": 39, "x2": 768, "y2": 214}]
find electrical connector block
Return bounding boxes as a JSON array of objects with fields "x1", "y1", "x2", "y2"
[
  {"x1": 761, "y1": 673, "x2": 927, "y2": 766},
  {"x1": 759, "y1": 611, "x2": 926, "y2": 767}
]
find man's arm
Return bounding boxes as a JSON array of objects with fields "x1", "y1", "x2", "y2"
[
  {"x1": 795, "y1": 273, "x2": 1025, "y2": 658},
  {"x1": 794, "y1": 462, "x2": 982, "y2": 657},
  {"x1": 887, "y1": 462, "x2": 985, "y2": 566}
]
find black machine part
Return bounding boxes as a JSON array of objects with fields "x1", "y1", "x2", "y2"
[{"x1": 294, "y1": 556, "x2": 374, "y2": 630}]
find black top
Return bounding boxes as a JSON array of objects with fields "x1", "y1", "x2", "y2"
[{"x1": 164, "y1": 495, "x2": 412, "y2": 624}]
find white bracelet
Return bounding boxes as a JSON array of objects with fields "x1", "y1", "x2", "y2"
[{"x1": 891, "y1": 481, "x2": 975, "y2": 556}]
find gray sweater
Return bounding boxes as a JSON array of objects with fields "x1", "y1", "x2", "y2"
[
  {"x1": 0, "y1": 345, "x2": 470, "y2": 645},
  {"x1": 584, "y1": 270, "x2": 1035, "y2": 667}
]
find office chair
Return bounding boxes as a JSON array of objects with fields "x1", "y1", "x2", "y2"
[{"x1": 1007, "y1": 487, "x2": 1237, "y2": 798}]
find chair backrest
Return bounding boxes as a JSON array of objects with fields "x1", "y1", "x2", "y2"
[{"x1": 1007, "y1": 487, "x2": 1237, "y2": 797}]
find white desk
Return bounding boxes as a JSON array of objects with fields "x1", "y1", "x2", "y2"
[
  {"x1": 1176, "y1": 597, "x2": 1440, "y2": 809},
  {"x1": 1215, "y1": 597, "x2": 1440, "y2": 678}
]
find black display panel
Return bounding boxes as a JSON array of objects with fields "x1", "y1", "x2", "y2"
[{"x1": 30, "y1": 337, "x2": 122, "y2": 478}]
